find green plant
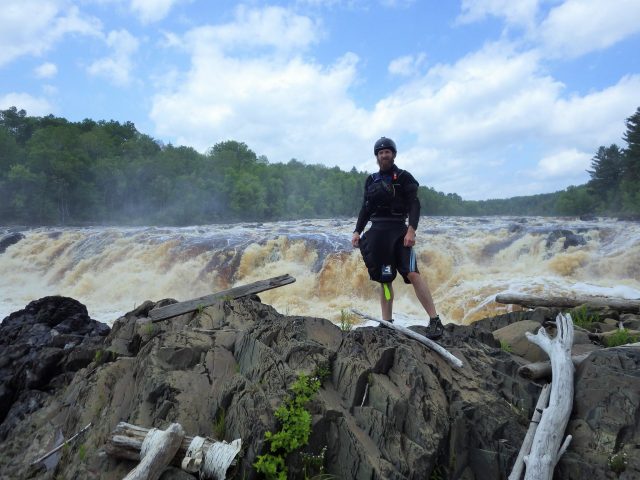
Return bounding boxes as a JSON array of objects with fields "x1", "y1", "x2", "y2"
[
  {"x1": 142, "y1": 322, "x2": 157, "y2": 336},
  {"x1": 93, "y1": 349, "x2": 103, "y2": 364},
  {"x1": 78, "y1": 443, "x2": 87, "y2": 461},
  {"x1": 301, "y1": 446, "x2": 327, "y2": 479},
  {"x1": 314, "y1": 364, "x2": 331, "y2": 384},
  {"x1": 214, "y1": 408, "x2": 226, "y2": 440},
  {"x1": 500, "y1": 339, "x2": 512, "y2": 353},
  {"x1": 254, "y1": 373, "x2": 322, "y2": 480},
  {"x1": 339, "y1": 309, "x2": 354, "y2": 331},
  {"x1": 605, "y1": 329, "x2": 639, "y2": 347},
  {"x1": 570, "y1": 305, "x2": 599, "y2": 329},
  {"x1": 608, "y1": 451, "x2": 627, "y2": 474}
]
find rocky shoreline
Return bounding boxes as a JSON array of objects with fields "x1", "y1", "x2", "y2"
[{"x1": 0, "y1": 295, "x2": 638, "y2": 479}]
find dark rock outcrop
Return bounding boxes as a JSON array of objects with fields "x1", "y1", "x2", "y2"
[
  {"x1": 0, "y1": 296, "x2": 109, "y2": 439},
  {"x1": 0, "y1": 297, "x2": 638, "y2": 479}
]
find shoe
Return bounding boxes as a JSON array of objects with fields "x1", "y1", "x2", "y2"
[
  {"x1": 425, "y1": 315, "x2": 444, "y2": 339},
  {"x1": 379, "y1": 318, "x2": 394, "y2": 327}
]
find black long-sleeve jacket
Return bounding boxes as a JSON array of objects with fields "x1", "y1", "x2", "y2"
[{"x1": 354, "y1": 164, "x2": 420, "y2": 234}]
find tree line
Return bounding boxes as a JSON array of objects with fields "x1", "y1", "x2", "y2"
[{"x1": 0, "y1": 106, "x2": 638, "y2": 225}]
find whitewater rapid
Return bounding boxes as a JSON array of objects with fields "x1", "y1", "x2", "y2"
[{"x1": 1, "y1": 217, "x2": 639, "y2": 327}]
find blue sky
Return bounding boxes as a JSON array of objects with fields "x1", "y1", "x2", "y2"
[{"x1": 1, "y1": 0, "x2": 640, "y2": 200}]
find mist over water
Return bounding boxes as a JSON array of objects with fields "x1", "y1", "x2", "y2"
[{"x1": 1, "y1": 217, "x2": 639, "y2": 327}]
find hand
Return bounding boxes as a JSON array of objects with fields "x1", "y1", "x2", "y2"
[
  {"x1": 404, "y1": 226, "x2": 416, "y2": 247},
  {"x1": 352, "y1": 232, "x2": 360, "y2": 247}
]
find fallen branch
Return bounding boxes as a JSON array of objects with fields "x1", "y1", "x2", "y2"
[
  {"x1": 31, "y1": 422, "x2": 92, "y2": 466},
  {"x1": 495, "y1": 293, "x2": 640, "y2": 313},
  {"x1": 351, "y1": 309, "x2": 463, "y2": 369},
  {"x1": 149, "y1": 274, "x2": 295, "y2": 322},
  {"x1": 522, "y1": 313, "x2": 574, "y2": 480}
]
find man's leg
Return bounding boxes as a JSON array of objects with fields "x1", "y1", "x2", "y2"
[
  {"x1": 406, "y1": 271, "x2": 437, "y2": 318},
  {"x1": 380, "y1": 283, "x2": 393, "y2": 320}
]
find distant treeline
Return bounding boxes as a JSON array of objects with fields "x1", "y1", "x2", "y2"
[{"x1": 0, "y1": 106, "x2": 639, "y2": 225}]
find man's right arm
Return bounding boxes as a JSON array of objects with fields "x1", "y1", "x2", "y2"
[{"x1": 353, "y1": 177, "x2": 371, "y2": 246}]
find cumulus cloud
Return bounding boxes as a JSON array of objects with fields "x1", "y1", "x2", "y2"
[
  {"x1": 196, "y1": 5, "x2": 321, "y2": 54},
  {"x1": 388, "y1": 53, "x2": 426, "y2": 76},
  {"x1": 87, "y1": 29, "x2": 140, "y2": 86},
  {"x1": 0, "y1": 92, "x2": 54, "y2": 115},
  {"x1": 531, "y1": 149, "x2": 592, "y2": 179},
  {"x1": 0, "y1": 0, "x2": 101, "y2": 66},
  {"x1": 149, "y1": 5, "x2": 640, "y2": 199},
  {"x1": 457, "y1": 0, "x2": 540, "y2": 30},
  {"x1": 34, "y1": 62, "x2": 58, "y2": 78},
  {"x1": 130, "y1": 0, "x2": 185, "y2": 24},
  {"x1": 538, "y1": 0, "x2": 640, "y2": 58}
]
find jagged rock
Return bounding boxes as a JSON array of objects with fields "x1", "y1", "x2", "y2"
[
  {"x1": 0, "y1": 296, "x2": 109, "y2": 440},
  {"x1": 0, "y1": 232, "x2": 24, "y2": 254},
  {"x1": 0, "y1": 296, "x2": 638, "y2": 480},
  {"x1": 545, "y1": 229, "x2": 587, "y2": 249},
  {"x1": 559, "y1": 347, "x2": 640, "y2": 479}
]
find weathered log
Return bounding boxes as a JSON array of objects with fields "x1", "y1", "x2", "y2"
[
  {"x1": 105, "y1": 422, "x2": 241, "y2": 480},
  {"x1": 509, "y1": 384, "x2": 551, "y2": 480},
  {"x1": 522, "y1": 313, "x2": 574, "y2": 480},
  {"x1": 518, "y1": 352, "x2": 592, "y2": 380},
  {"x1": 149, "y1": 274, "x2": 296, "y2": 322},
  {"x1": 351, "y1": 309, "x2": 463, "y2": 369},
  {"x1": 123, "y1": 423, "x2": 184, "y2": 480},
  {"x1": 495, "y1": 293, "x2": 640, "y2": 313}
]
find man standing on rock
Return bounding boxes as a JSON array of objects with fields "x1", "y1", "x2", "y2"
[{"x1": 352, "y1": 137, "x2": 444, "y2": 339}]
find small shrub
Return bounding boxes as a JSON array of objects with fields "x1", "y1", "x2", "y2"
[
  {"x1": 254, "y1": 374, "x2": 322, "y2": 480},
  {"x1": 339, "y1": 309, "x2": 354, "y2": 331},
  {"x1": 570, "y1": 305, "x2": 599, "y2": 329},
  {"x1": 78, "y1": 444, "x2": 87, "y2": 461},
  {"x1": 608, "y1": 451, "x2": 627, "y2": 474},
  {"x1": 500, "y1": 339, "x2": 512, "y2": 353},
  {"x1": 605, "y1": 329, "x2": 639, "y2": 347},
  {"x1": 93, "y1": 349, "x2": 103, "y2": 364}
]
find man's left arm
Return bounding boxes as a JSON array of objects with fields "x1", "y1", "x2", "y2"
[{"x1": 403, "y1": 174, "x2": 420, "y2": 247}]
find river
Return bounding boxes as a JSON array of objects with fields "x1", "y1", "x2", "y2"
[{"x1": 1, "y1": 217, "x2": 639, "y2": 327}]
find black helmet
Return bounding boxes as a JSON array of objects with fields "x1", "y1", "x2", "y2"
[{"x1": 374, "y1": 137, "x2": 397, "y2": 156}]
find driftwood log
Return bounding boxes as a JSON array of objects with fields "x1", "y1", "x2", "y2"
[
  {"x1": 495, "y1": 293, "x2": 640, "y2": 313},
  {"x1": 351, "y1": 309, "x2": 463, "y2": 369},
  {"x1": 149, "y1": 274, "x2": 295, "y2": 322},
  {"x1": 123, "y1": 423, "x2": 184, "y2": 480},
  {"x1": 514, "y1": 313, "x2": 574, "y2": 480},
  {"x1": 518, "y1": 352, "x2": 591, "y2": 380},
  {"x1": 508, "y1": 384, "x2": 551, "y2": 480},
  {"x1": 105, "y1": 422, "x2": 241, "y2": 480}
]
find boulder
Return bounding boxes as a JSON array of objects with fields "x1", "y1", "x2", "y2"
[
  {"x1": 492, "y1": 320, "x2": 546, "y2": 362},
  {"x1": 0, "y1": 232, "x2": 24, "y2": 254}
]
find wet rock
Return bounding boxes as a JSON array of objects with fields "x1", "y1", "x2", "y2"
[
  {"x1": 545, "y1": 229, "x2": 587, "y2": 249},
  {"x1": 0, "y1": 232, "x2": 24, "y2": 254}
]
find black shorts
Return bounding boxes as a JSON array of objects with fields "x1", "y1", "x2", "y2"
[{"x1": 359, "y1": 221, "x2": 419, "y2": 284}]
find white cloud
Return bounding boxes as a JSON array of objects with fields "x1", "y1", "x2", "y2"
[
  {"x1": 149, "y1": 6, "x2": 639, "y2": 200},
  {"x1": 130, "y1": 0, "x2": 185, "y2": 24},
  {"x1": 538, "y1": 0, "x2": 640, "y2": 58},
  {"x1": 87, "y1": 29, "x2": 140, "y2": 86},
  {"x1": 195, "y1": 5, "x2": 321, "y2": 54},
  {"x1": 457, "y1": 0, "x2": 540, "y2": 30},
  {"x1": 531, "y1": 149, "x2": 592, "y2": 178},
  {"x1": 388, "y1": 53, "x2": 426, "y2": 76},
  {"x1": 0, "y1": 0, "x2": 101, "y2": 66},
  {"x1": 0, "y1": 92, "x2": 54, "y2": 115},
  {"x1": 34, "y1": 62, "x2": 58, "y2": 78}
]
